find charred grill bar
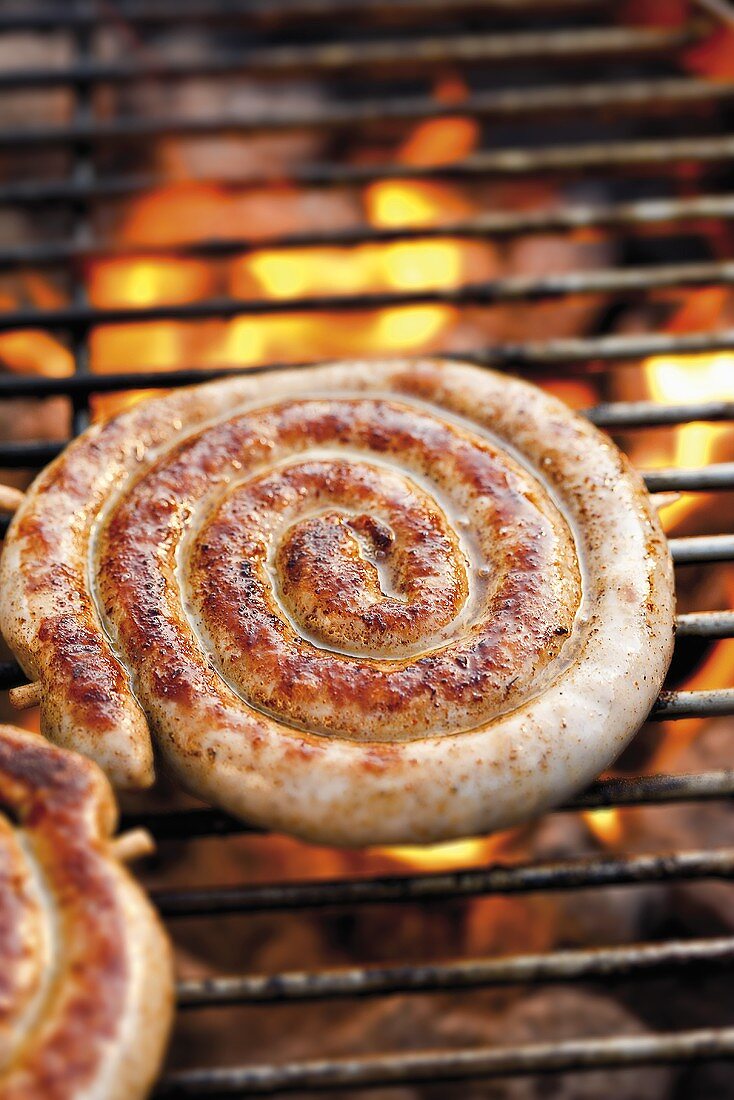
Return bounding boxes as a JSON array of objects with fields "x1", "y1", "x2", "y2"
[{"x1": 3, "y1": 0, "x2": 734, "y2": 1093}]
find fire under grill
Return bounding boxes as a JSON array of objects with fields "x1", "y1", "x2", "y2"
[{"x1": 2, "y1": 0, "x2": 734, "y2": 1094}]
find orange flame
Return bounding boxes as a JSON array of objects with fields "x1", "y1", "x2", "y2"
[
  {"x1": 637, "y1": 288, "x2": 734, "y2": 793},
  {"x1": 0, "y1": 329, "x2": 73, "y2": 379},
  {"x1": 85, "y1": 79, "x2": 486, "y2": 420},
  {"x1": 655, "y1": 638, "x2": 734, "y2": 768},
  {"x1": 622, "y1": 0, "x2": 734, "y2": 80},
  {"x1": 0, "y1": 279, "x2": 73, "y2": 379},
  {"x1": 685, "y1": 26, "x2": 734, "y2": 82},
  {"x1": 641, "y1": 289, "x2": 734, "y2": 531},
  {"x1": 380, "y1": 833, "x2": 511, "y2": 872},
  {"x1": 583, "y1": 808, "x2": 623, "y2": 848}
]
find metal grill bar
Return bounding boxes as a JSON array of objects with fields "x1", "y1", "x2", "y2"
[
  {"x1": 152, "y1": 848, "x2": 734, "y2": 917},
  {"x1": 669, "y1": 536, "x2": 734, "y2": 564},
  {"x1": 643, "y1": 464, "x2": 734, "y2": 493},
  {"x1": 4, "y1": 87, "x2": 729, "y2": 150},
  {"x1": 176, "y1": 935, "x2": 734, "y2": 1008},
  {"x1": 0, "y1": 30, "x2": 705, "y2": 90},
  {"x1": 6, "y1": 259, "x2": 734, "y2": 333},
  {"x1": 5, "y1": 132, "x2": 734, "y2": 207},
  {"x1": 3, "y1": 337, "x2": 734, "y2": 419},
  {"x1": 472, "y1": 330, "x2": 734, "y2": 367},
  {"x1": 587, "y1": 400, "x2": 734, "y2": 428},
  {"x1": 154, "y1": 1028, "x2": 734, "y2": 1096},
  {"x1": 676, "y1": 611, "x2": 734, "y2": 637},
  {"x1": 569, "y1": 770, "x2": 734, "y2": 807},
  {"x1": 114, "y1": 771, "x2": 734, "y2": 841},
  {"x1": 652, "y1": 689, "x2": 734, "y2": 718},
  {"x1": 0, "y1": 0, "x2": 614, "y2": 32},
  {"x1": 116, "y1": 771, "x2": 734, "y2": 842},
  {"x1": 5, "y1": 191, "x2": 734, "y2": 273}
]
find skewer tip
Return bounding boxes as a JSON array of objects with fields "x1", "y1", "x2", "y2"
[
  {"x1": 0, "y1": 485, "x2": 24, "y2": 515},
  {"x1": 650, "y1": 491, "x2": 682, "y2": 513},
  {"x1": 8, "y1": 681, "x2": 41, "y2": 709},
  {"x1": 109, "y1": 828, "x2": 156, "y2": 864}
]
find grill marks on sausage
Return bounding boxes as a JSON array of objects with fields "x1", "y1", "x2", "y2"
[
  {"x1": 0, "y1": 726, "x2": 130, "y2": 1100},
  {"x1": 97, "y1": 397, "x2": 581, "y2": 743},
  {"x1": 0, "y1": 359, "x2": 676, "y2": 845},
  {"x1": 0, "y1": 818, "x2": 36, "y2": 1071}
]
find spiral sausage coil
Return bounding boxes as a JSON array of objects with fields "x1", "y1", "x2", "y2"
[
  {"x1": 0, "y1": 361, "x2": 675, "y2": 845},
  {"x1": 0, "y1": 724, "x2": 172, "y2": 1099}
]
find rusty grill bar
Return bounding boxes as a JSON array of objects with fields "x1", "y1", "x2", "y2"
[{"x1": 2, "y1": 0, "x2": 734, "y2": 1095}]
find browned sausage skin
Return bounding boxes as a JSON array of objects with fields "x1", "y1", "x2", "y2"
[
  {"x1": 0, "y1": 361, "x2": 675, "y2": 845},
  {"x1": 0, "y1": 723, "x2": 173, "y2": 1100}
]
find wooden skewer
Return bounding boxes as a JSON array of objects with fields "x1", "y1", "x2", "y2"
[
  {"x1": 8, "y1": 681, "x2": 41, "y2": 709},
  {"x1": 0, "y1": 485, "x2": 24, "y2": 514},
  {"x1": 109, "y1": 828, "x2": 155, "y2": 864},
  {"x1": 650, "y1": 491, "x2": 682, "y2": 513}
]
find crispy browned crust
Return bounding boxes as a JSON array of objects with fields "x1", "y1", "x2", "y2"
[
  {"x1": 0, "y1": 723, "x2": 173, "y2": 1100},
  {"x1": 100, "y1": 397, "x2": 580, "y2": 741},
  {"x1": 0, "y1": 360, "x2": 675, "y2": 845}
]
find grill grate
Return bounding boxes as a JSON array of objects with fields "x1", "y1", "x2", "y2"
[
  {"x1": 8, "y1": 258, "x2": 734, "y2": 329},
  {"x1": 2, "y1": 0, "x2": 734, "y2": 1094},
  {"x1": 0, "y1": 27, "x2": 710, "y2": 88},
  {"x1": 2, "y1": 191, "x2": 734, "y2": 269},
  {"x1": 0, "y1": 0, "x2": 619, "y2": 31},
  {"x1": 154, "y1": 1029, "x2": 734, "y2": 1096}
]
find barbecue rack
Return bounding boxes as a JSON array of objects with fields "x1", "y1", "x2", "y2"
[{"x1": 2, "y1": 0, "x2": 734, "y2": 1094}]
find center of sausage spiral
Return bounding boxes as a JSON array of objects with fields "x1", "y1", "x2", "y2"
[
  {"x1": 212, "y1": 458, "x2": 469, "y2": 659},
  {"x1": 97, "y1": 396, "x2": 582, "y2": 743}
]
